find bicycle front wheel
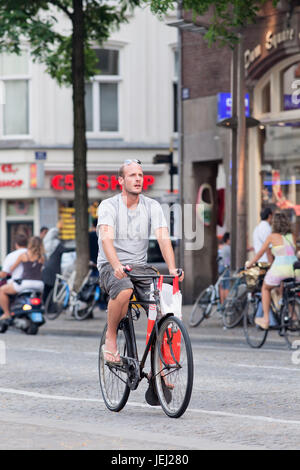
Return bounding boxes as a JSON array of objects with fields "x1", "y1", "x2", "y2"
[
  {"x1": 44, "y1": 287, "x2": 65, "y2": 320},
  {"x1": 98, "y1": 322, "x2": 131, "y2": 412},
  {"x1": 189, "y1": 287, "x2": 213, "y2": 327},
  {"x1": 152, "y1": 315, "x2": 194, "y2": 418},
  {"x1": 243, "y1": 297, "x2": 268, "y2": 348}
]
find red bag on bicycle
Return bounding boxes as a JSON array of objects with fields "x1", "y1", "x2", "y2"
[
  {"x1": 161, "y1": 276, "x2": 182, "y2": 364},
  {"x1": 146, "y1": 276, "x2": 182, "y2": 363}
]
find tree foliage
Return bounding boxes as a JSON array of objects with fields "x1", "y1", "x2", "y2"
[
  {"x1": 146, "y1": 0, "x2": 279, "y2": 45},
  {"x1": 0, "y1": 0, "x2": 140, "y2": 85}
]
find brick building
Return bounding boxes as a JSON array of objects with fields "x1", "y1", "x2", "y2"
[{"x1": 178, "y1": 1, "x2": 300, "y2": 301}]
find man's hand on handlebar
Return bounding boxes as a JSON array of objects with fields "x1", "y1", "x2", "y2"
[
  {"x1": 169, "y1": 268, "x2": 184, "y2": 282},
  {"x1": 113, "y1": 264, "x2": 128, "y2": 279}
]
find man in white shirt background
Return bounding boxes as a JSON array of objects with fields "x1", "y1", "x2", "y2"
[
  {"x1": 0, "y1": 234, "x2": 28, "y2": 281},
  {"x1": 252, "y1": 208, "x2": 273, "y2": 263}
]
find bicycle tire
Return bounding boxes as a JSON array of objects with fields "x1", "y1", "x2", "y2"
[
  {"x1": 44, "y1": 287, "x2": 64, "y2": 320},
  {"x1": 98, "y1": 322, "x2": 131, "y2": 412},
  {"x1": 189, "y1": 287, "x2": 213, "y2": 327},
  {"x1": 73, "y1": 297, "x2": 95, "y2": 321},
  {"x1": 281, "y1": 297, "x2": 300, "y2": 349},
  {"x1": 222, "y1": 283, "x2": 248, "y2": 329},
  {"x1": 243, "y1": 297, "x2": 268, "y2": 348},
  {"x1": 152, "y1": 315, "x2": 194, "y2": 418}
]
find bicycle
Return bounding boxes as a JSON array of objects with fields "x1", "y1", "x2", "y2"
[
  {"x1": 44, "y1": 263, "x2": 105, "y2": 321},
  {"x1": 189, "y1": 266, "x2": 247, "y2": 329},
  {"x1": 243, "y1": 261, "x2": 300, "y2": 349},
  {"x1": 98, "y1": 268, "x2": 194, "y2": 419}
]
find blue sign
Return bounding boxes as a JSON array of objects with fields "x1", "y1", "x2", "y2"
[
  {"x1": 35, "y1": 151, "x2": 47, "y2": 161},
  {"x1": 217, "y1": 93, "x2": 250, "y2": 121}
]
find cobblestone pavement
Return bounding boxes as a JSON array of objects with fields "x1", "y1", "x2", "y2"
[{"x1": 0, "y1": 306, "x2": 300, "y2": 450}]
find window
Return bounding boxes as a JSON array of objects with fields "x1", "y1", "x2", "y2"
[
  {"x1": 281, "y1": 62, "x2": 300, "y2": 111},
  {"x1": 85, "y1": 48, "x2": 120, "y2": 134},
  {"x1": 262, "y1": 82, "x2": 271, "y2": 114},
  {"x1": 173, "y1": 50, "x2": 179, "y2": 133},
  {"x1": 0, "y1": 50, "x2": 30, "y2": 136}
]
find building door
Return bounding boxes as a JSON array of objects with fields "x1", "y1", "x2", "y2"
[
  {"x1": 191, "y1": 161, "x2": 219, "y2": 299},
  {"x1": 7, "y1": 221, "x2": 33, "y2": 253}
]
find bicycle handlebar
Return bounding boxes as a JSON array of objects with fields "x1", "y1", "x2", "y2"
[{"x1": 123, "y1": 266, "x2": 183, "y2": 279}]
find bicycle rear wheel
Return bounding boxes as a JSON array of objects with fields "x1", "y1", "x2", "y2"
[
  {"x1": 98, "y1": 322, "x2": 131, "y2": 412},
  {"x1": 243, "y1": 297, "x2": 268, "y2": 348},
  {"x1": 222, "y1": 281, "x2": 248, "y2": 329},
  {"x1": 44, "y1": 287, "x2": 65, "y2": 320},
  {"x1": 152, "y1": 315, "x2": 193, "y2": 418},
  {"x1": 281, "y1": 297, "x2": 300, "y2": 349},
  {"x1": 189, "y1": 287, "x2": 213, "y2": 327}
]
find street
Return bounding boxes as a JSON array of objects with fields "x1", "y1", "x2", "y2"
[{"x1": 0, "y1": 307, "x2": 299, "y2": 451}]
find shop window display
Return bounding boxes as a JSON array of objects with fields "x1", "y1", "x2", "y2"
[
  {"x1": 59, "y1": 201, "x2": 100, "y2": 240},
  {"x1": 281, "y1": 62, "x2": 300, "y2": 111},
  {"x1": 260, "y1": 124, "x2": 300, "y2": 237}
]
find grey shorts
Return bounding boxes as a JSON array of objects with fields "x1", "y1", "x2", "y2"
[{"x1": 99, "y1": 264, "x2": 158, "y2": 302}]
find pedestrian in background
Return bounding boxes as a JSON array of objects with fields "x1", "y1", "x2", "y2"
[
  {"x1": 218, "y1": 232, "x2": 231, "y2": 303},
  {"x1": 42, "y1": 220, "x2": 73, "y2": 302},
  {"x1": 89, "y1": 218, "x2": 99, "y2": 268},
  {"x1": 253, "y1": 207, "x2": 273, "y2": 263},
  {"x1": 39, "y1": 226, "x2": 49, "y2": 240}
]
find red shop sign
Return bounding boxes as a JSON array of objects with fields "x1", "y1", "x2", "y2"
[{"x1": 51, "y1": 174, "x2": 155, "y2": 191}]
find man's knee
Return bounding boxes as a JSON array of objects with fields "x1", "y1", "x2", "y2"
[{"x1": 113, "y1": 288, "x2": 133, "y2": 304}]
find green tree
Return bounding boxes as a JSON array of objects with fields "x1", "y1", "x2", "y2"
[
  {"x1": 146, "y1": 0, "x2": 277, "y2": 45},
  {"x1": 0, "y1": 0, "x2": 139, "y2": 289}
]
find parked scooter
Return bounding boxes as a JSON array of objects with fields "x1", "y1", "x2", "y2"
[{"x1": 0, "y1": 279, "x2": 45, "y2": 335}]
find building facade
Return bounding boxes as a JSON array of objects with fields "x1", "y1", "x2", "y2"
[
  {"x1": 0, "y1": 7, "x2": 179, "y2": 260},
  {"x1": 180, "y1": 1, "x2": 300, "y2": 301}
]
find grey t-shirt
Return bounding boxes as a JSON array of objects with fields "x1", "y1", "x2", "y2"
[{"x1": 97, "y1": 194, "x2": 168, "y2": 270}]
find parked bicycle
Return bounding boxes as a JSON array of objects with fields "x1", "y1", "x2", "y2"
[
  {"x1": 243, "y1": 261, "x2": 300, "y2": 349},
  {"x1": 44, "y1": 263, "x2": 106, "y2": 321},
  {"x1": 98, "y1": 268, "x2": 194, "y2": 419},
  {"x1": 189, "y1": 266, "x2": 247, "y2": 329}
]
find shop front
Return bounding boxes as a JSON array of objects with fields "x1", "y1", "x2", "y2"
[
  {"x1": 246, "y1": 13, "x2": 300, "y2": 243},
  {"x1": 0, "y1": 156, "x2": 173, "y2": 264},
  {"x1": 45, "y1": 161, "x2": 172, "y2": 241},
  {"x1": 0, "y1": 163, "x2": 40, "y2": 261}
]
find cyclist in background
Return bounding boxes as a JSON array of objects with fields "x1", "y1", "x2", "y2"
[
  {"x1": 97, "y1": 159, "x2": 184, "y2": 366},
  {"x1": 246, "y1": 212, "x2": 300, "y2": 330}
]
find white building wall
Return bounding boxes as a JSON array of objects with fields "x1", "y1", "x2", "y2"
[
  {"x1": 0, "y1": 7, "x2": 178, "y2": 259},
  {"x1": 22, "y1": 7, "x2": 177, "y2": 147}
]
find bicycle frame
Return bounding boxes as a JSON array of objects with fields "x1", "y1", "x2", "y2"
[
  {"x1": 121, "y1": 273, "x2": 181, "y2": 388},
  {"x1": 53, "y1": 274, "x2": 70, "y2": 308}
]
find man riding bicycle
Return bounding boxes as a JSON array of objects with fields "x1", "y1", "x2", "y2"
[{"x1": 97, "y1": 159, "x2": 184, "y2": 366}]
